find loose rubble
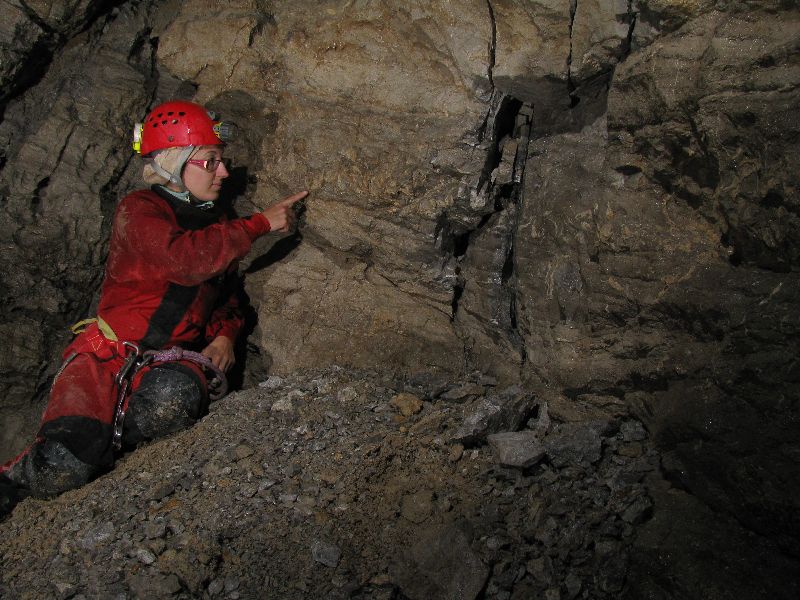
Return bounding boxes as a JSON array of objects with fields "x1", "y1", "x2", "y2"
[{"x1": 0, "y1": 367, "x2": 754, "y2": 598}]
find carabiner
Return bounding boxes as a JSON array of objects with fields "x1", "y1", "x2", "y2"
[{"x1": 114, "y1": 342, "x2": 141, "y2": 386}]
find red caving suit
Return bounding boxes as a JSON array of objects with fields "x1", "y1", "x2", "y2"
[{"x1": 2, "y1": 186, "x2": 271, "y2": 477}]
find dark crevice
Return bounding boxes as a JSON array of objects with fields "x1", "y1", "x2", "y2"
[
  {"x1": 476, "y1": 95, "x2": 523, "y2": 199},
  {"x1": 18, "y1": 1, "x2": 57, "y2": 35},
  {"x1": 500, "y1": 243, "x2": 516, "y2": 284},
  {"x1": 562, "y1": 385, "x2": 626, "y2": 401},
  {"x1": 441, "y1": 93, "x2": 533, "y2": 370},
  {"x1": 720, "y1": 231, "x2": 742, "y2": 267},
  {"x1": 55, "y1": 127, "x2": 75, "y2": 168},
  {"x1": 567, "y1": 0, "x2": 578, "y2": 101},
  {"x1": 486, "y1": 0, "x2": 497, "y2": 90},
  {"x1": 31, "y1": 177, "x2": 50, "y2": 215},
  {"x1": 0, "y1": 0, "x2": 130, "y2": 120},
  {"x1": 567, "y1": 1, "x2": 636, "y2": 118},
  {"x1": 452, "y1": 211, "x2": 495, "y2": 259},
  {"x1": 628, "y1": 372, "x2": 674, "y2": 394},
  {"x1": 506, "y1": 105, "x2": 533, "y2": 370},
  {"x1": 503, "y1": 241, "x2": 518, "y2": 331},
  {"x1": 127, "y1": 27, "x2": 153, "y2": 65},
  {"x1": 562, "y1": 372, "x2": 674, "y2": 401},
  {"x1": 0, "y1": 39, "x2": 58, "y2": 122},
  {"x1": 143, "y1": 35, "x2": 162, "y2": 107},
  {"x1": 762, "y1": 189, "x2": 784, "y2": 209},
  {"x1": 615, "y1": 164, "x2": 642, "y2": 177},
  {"x1": 624, "y1": 0, "x2": 638, "y2": 58},
  {"x1": 436, "y1": 94, "x2": 523, "y2": 256},
  {"x1": 512, "y1": 109, "x2": 533, "y2": 181},
  {"x1": 248, "y1": 10, "x2": 276, "y2": 47},
  {"x1": 450, "y1": 284, "x2": 465, "y2": 323},
  {"x1": 442, "y1": 95, "x2": 528, "y2": 263}
]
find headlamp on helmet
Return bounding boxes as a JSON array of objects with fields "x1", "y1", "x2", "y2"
[{"x1": 132, "y1": 100, "x2": 236, "y2": 155}]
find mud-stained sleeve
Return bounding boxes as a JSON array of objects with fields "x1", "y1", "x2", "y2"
[{"x1": 115, "y1": 196, "x2": 271, "y2": 287}]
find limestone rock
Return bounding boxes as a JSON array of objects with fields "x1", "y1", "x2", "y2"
[
  {"x1": 544, "y1": 421, "x2": 608, "y2": 468},
  {"x1": 0, "y1": 367, "x2": 796, "y2": 598},
  {"x1": 487, "y1": 430, "x2": 546, "y2": 468},
  {"x1": 400, "y1": 489, "x2": 435, "y2": 524},
  {"x1": 311, "y1": 540, "x2": 341, "y2": 568},
  {"x1": 389, "y1": 523, "x2": 489, "y2": 600},
  {"x1": 390, "y1": 393, "x2": 423, "y2": 417},
  {"x1": 450, "y1": 386, "x2": 536, "y2": 446}
]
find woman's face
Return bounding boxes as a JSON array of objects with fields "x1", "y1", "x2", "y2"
[{"x1": 180, "y1": 145, "x2": 229, "y2": 202}]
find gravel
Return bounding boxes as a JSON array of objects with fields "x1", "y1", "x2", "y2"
[{"x1": 0, "y1": 366, "x2": 662, "y2": 599}]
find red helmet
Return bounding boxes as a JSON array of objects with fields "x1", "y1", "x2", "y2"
[{"x1": 134, "y1": 100, "x2": 231, "y2": 155}]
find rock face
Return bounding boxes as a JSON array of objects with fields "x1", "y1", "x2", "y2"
[{"x1": 1, "y1": 0, "x2": 799, "y2": 596}]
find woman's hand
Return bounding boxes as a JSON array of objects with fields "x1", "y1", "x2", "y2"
[
  {"x1": 202, "y1": 335, "x2": 236, "y2": 372},
  {"x1": 261, "y1": 190, "x2": 308, "y2": 232}
]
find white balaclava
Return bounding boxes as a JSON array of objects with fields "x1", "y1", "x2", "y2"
[{"x1": 142, "y1": 146, "x2": 195, "y2": 188}]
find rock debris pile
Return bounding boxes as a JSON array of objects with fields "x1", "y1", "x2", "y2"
[{"x1": 1, "y1": 367, "x2": 660, "y2": 600}]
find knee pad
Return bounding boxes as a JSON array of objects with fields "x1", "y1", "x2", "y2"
[
  {"x1": 123, "y1": 362, "x2": 208, "y2": 447},
  {"x1": 8, "y1": 439, "x2": 100, "y2": 499}
]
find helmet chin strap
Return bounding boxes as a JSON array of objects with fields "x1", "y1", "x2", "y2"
[
  {"x1": 149, "y1": 146, "x2": 216, "y2": 210},
  {"x1": 149, "y1": 146, "x2": 195, "y2": 189}
]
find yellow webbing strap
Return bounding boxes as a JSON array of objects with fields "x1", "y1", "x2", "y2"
[{"x1": 70, "y1": 316, "x2": 119, "y2": 341}]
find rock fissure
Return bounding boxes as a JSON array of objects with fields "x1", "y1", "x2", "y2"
[
  {"x1": 441, "y1": 93, "x2": 530, "y2": 326},
  {"x1": 567, "y1": 0, "x2": 578, "y2": 102},
  {"x1": 30, "y1": 177, "x2": 49, "y2": 215},
  {"x1": 498, "y1": 105, "x2": 533, "y2": 374},
  {"x1": 624, "y1": 0, "x2": 637, "y2": 58},
  {"x1": 486, "y1": 0, "x2": 497, "y2": 91},
  {"x1": 17, "y1": 1, "x2": 58, "y2": 36},
  {"x1": 1, "y1": 0, "x2": 130, "y2": 118}
]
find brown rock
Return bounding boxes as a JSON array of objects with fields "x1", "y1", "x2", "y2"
[
  {"x1": 390, "y1": 393, "x2": 424, "y2": 417},
  {"x1": 400, "y1": 490, "x2": 434, "y2": 524}
]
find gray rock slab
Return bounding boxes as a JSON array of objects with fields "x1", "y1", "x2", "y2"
[
  {"x1": 544, "y1": 421, "x2": 607, "y2": 467},
  {"x1": 487, "y1": 431, "x2": 546, "y2": 468},
  {"x1": 389, "y1": 523, "x2": 489, "y2": 600},
  {"x1": 311, "y1": 540, "x2": 341, "y2": 568},
  {"x1": 449, "y1": 386, "x2": 536, "y2": 446}
]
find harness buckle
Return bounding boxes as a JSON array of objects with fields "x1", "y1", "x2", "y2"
[{"x1": 112, "y1": 342, "x2": 145, "y2": 451}]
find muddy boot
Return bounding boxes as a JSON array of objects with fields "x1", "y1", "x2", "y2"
[
  {"x1": 4, "y1": 439, "x2": 101, "y2": 500},
  {"x1": 122, "y1": 362, "x2": 208, "y2": 448},
  {"x1": 0, "y1": 474, "x2": 27, "y2": 520}
]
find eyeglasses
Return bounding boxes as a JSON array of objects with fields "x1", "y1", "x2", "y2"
[{"x1": 186, "y1": 157, "x2": 229, "y2": 172}]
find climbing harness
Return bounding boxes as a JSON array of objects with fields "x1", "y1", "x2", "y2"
[
  {"x1": 143, "y1": 346, "x2": 228, "y2": 401},
  {"x1": 67, "y1": 317, "x2": 228, "y2": 451},
  {"x1": 110, "y1": 343, "x2": 228, "y2": 451},
  {"x1": 112, "y1": 341, "x2": 143, "y2": 450},
  {"x1": 71, "y1": 316, "x2": 118, "y2": 341}
]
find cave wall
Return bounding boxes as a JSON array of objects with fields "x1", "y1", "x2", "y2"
[{"x1": 1, "y1": 0, "x2": 798, "y2": 559}]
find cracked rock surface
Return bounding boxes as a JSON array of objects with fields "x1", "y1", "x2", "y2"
[{"x1": 1, "y1": 1, "x2": 799, "y2": 597}]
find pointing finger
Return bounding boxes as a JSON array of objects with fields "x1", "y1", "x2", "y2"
[{"x1": 278, "y1": 190, "x2": 309, "y2": 207}]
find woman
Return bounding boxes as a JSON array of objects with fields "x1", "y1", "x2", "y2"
[{"x1": 0, "y1": 100, "x2": 306, "y2": 516}]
